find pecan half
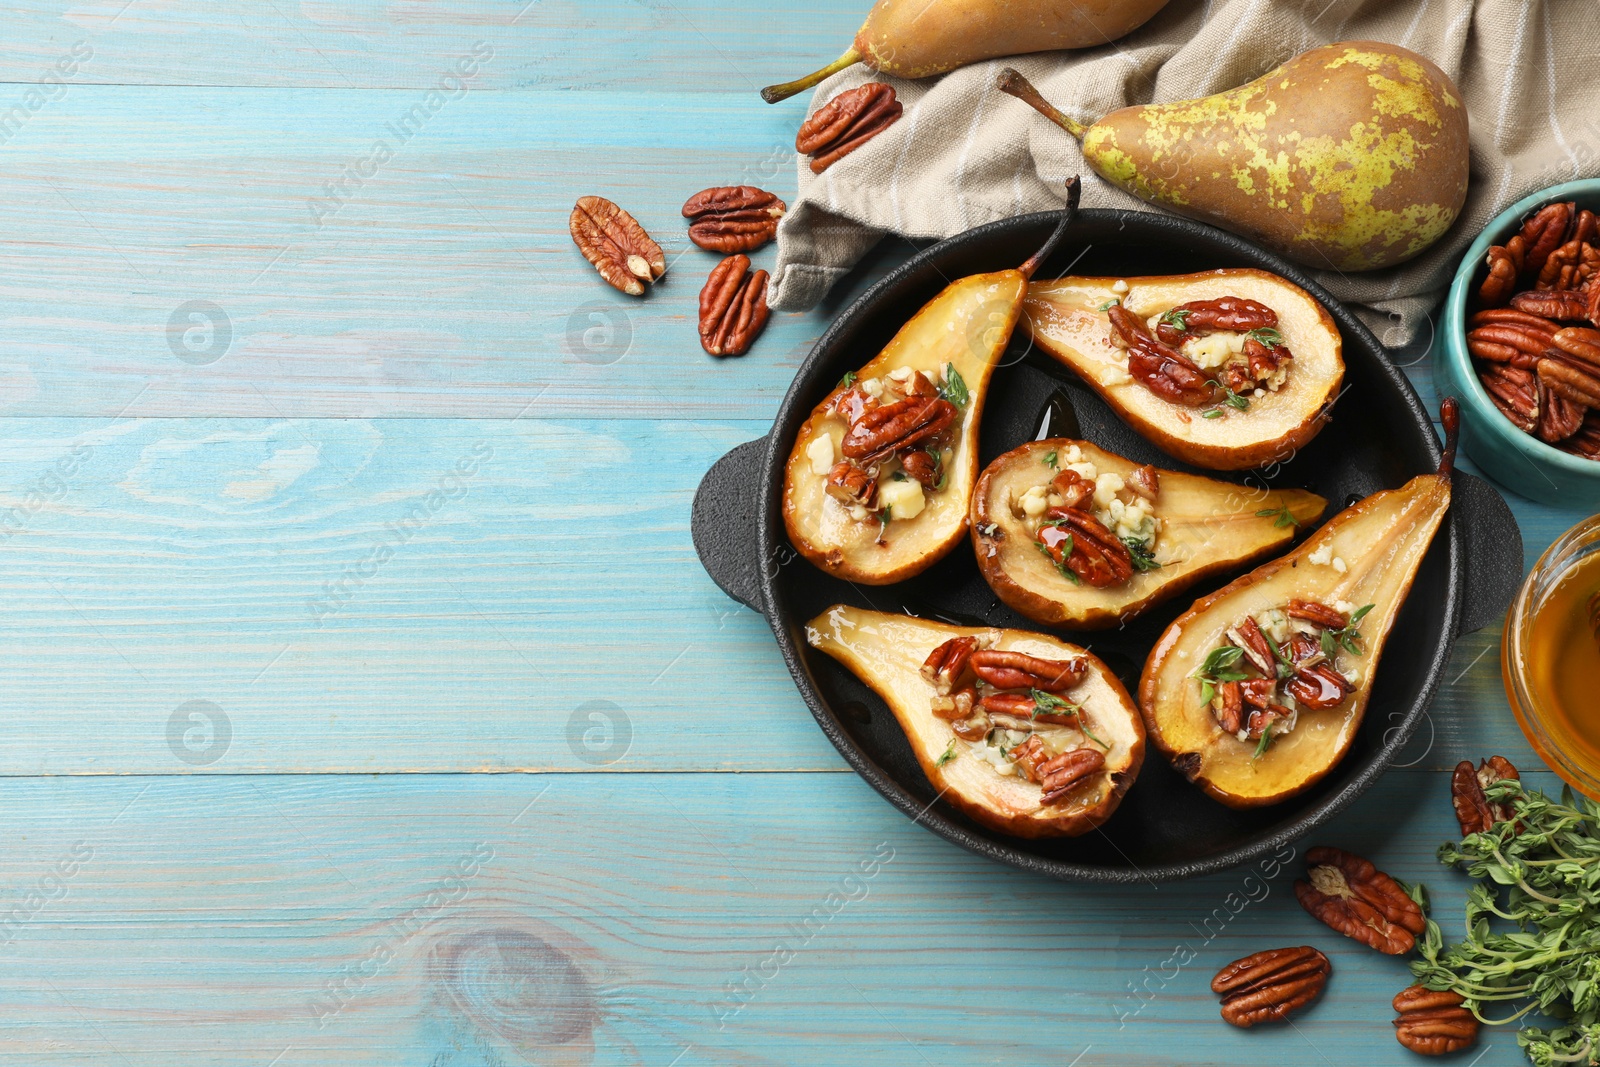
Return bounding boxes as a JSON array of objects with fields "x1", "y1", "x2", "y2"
[
  {"x1": 1520, "y1": 201, "x2": 1575, "y2": 280},
  {"x1": 1125, "y1": 464, "x2": 1159, "y2": 501},
  {"x1": 1511, "y1": 288, "x2": 1590, "y2": 321},
  {"x1": 1539, "y1": 390, "x2": 1585, "y2": 443},
  {"x1": 1037, "y1": 508, "x2": 1135, "y2": 587},
  {"x1": 1107, "y1": 305, "x2": 1216, "y2": 406},
  {"x1": 825, "y1": 461, "x2": 876, "y2": 508},
  {"x1": 698, "y1": 254, "x2": 769, "y2": 357},
  {"x1": 969, "y1": 650, "x2": 1086, "y2": 693},
  {"x1": 930, "y1": 685, "x2": 976, "y2": 721},
  {"x1": 681, "y1": 186, "x2": 786, "y2": 253},
  {"x1": 1049, "y1": 468, "x2": 1095, "y2": 510},
  {"x1": 1479, "y1": 246, "x2": 1518, "y2": 307},
  {"x1": 840, "y1": 397, "x2": 958, "y2": 463},
  {"x1": 921, "y1": 636, "x2": 978, "y2": 695},
  {"x1": 1451, "y1": 755, "x2": 1519, "y2": 836},
  {"x1": 570, "y1": 196, "x2": 665, "y2": 297},
  {"x1": 1538, "y1": 237, "x2": 1588, "y2": 291},
  {"x1": 1467, "y1": 321, "x2": 1558, "y2": 358},
  {"x1": 1214, "y1": 681, "x2": 1245, "y2": 734},
  {"x1": 1553, "y1": 326, "x2": 1600, "y2": 369},
  {"x1": 979, "y1": 692, "x2": 1085, "y2": 728},
  {"x1": 1158, "y1": 296, "x2": 1278, "y2": 345},
  {"x1": 1211, "y1": 947, "x2": 1331, "y2": 1028},
  {"x1": 830, "y1": 385, "x2": 879, "y2": 424},
  {"x1": 1479, "y1": 365, "x2": 1540, "y2": 431},
  {"x1": 1226, "y1": 616, "x2": 1277, "y2": 678},
  {"x1": 1037, "y1": 748, "x2": 1105, "y2": 805},
  {"x1": 1284, "y1": 661, "x2": 1351, "y2": 710},
  {"x1": 1007, "y1": 734, "x2": 1046, "y2": 780},
  {"x1": 796, "y1": 83, "x2": 902, "y2": 174},
  {"x1": 1470, "y1": 306, "x2": 1562, "y2": 332},
  {"x1": 1294, "y1": 846, "x2": 1425, "y2": 955},
  {"x1": 1393, "y1": 986, "x2": 1478, "y2": 1056},
  {"x1": 1539, "y1": 356, "x2": 1600, "y2": 409},
  {"x1": 1287, "y1": 598, "x2": 1346, "y2": 629},
  {"x1": 1562, "y1": 411, "x2": 1600, "y2": 457}
]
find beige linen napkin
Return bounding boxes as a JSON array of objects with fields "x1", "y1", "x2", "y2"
[{"x1": 768, "y1": 0, "x2": 1600, "y2": 346}]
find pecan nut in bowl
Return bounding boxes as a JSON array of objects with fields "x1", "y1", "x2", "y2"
[
  {"x1": 1210, "y1": 946, "x2": 1331, "y2": 1028},
  {"x1": 681, "y1": 186, "x2": 786, "y2": 253},
  {"x1": 698, "y1": 254, "x2": 770, "y2": 357},
  {"x1": 1293, "y1": 846, "x2": 1425, "y2": 955},
  {"x1": 569, "y1": 196, "x2": 664, "y2": 297},
  {"x1": 1392, "y1": 986, "x2": 1479, "y2": 1056},
  {"x1": 796, "y1": 83, "x2": 902, "y2": 174}
]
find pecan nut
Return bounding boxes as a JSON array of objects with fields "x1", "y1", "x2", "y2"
[
  {"x1": 681, "y1": 186, "x2": 786, "y2": 253},
  {"x1": 1107, "y1": 305, "x2": 1216, "y2": 406},
  {"x1": 1553, "y1": 326, "x2": 1600, "y2": 368},
  {"x1": 1037, "y1": 507, "x2": 1136, "y2": 587},
  {"x1": 1286, "y1": 598, "x2": 1347, "y2": 629},
  {"x1": 1210, "y1": 947, "x2": 1331, "y2": 1028},
  {"x1": 1451, "y1": 755, "x2": 1519, "y2": 836},
  {"x1": 978, "y1": 691, "x2": 1085, "y2": 728},
  {"x1": 1393, "y1": 986, "x2": 1479, "y2": 1056},
  {"x1": 1154, "y1": 296, "x2": 1278, "y2": 345},
  {"x1": 930, "y1": 685, "x2": 976, "y2": 721},
  {"x1": 969, "y1": 649, "x2": 1087, "y2": 693},
  {"x1": 1479, "y1": 365, "x2": 1539, "y2": 431},
  {"x1": 921, "y1": 636, "x2": 978, "y2": 695},
  {"x1": 569, "y1": 196, "x2": 665, "y2": 297},
  {"x1": 1539, "y1": 390, "x2": 1585, "y2": 443},
  {"x1": 698, "y1": 254, "x2": 770, "y2": 357},
  {"x1": 840, "y1": 397, "x2": 958, "y2": 462},
  {"x1": 1537, "y1": 237, "x2": 1588, "y2": 291},
  {"x1": 1539, "y1": 356, "x2": 1600, "y2": 409},
  {"x1": 898, "y1": 448, "x2": 940, "y2": 487},
  {"x1": 1225, "y1": 616, "x2": 1277, "y2": 677},
  {"x1": 1037, "y1": 748, "x2": 1105, "y2": 805},
  {"x1": 825, "y1": 460, "x2": 876, "y2": 508},
  {"x1": 796, "y1": 83, "x2": 903, "y2": 174},
  {"x1": 1511, "y1": 288, "x2": 1590, "y2": 321},
  {"x1": 1520, "y1": 201, "x2": 1575, "y2": 281},
  {"x1": 1294, "y1": 846, "x2": 1425, "y2": 955},
  {"x1": 1478, "y1": 245, "x2": 1518, "y2": 307},
  {"x1": 1562, "y1": 411, "x2": 1600, "y2": 457}
]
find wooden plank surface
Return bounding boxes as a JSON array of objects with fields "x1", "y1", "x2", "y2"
[{"x1": 0, "y1": 767, "x2": 1557, "y2": 1066}]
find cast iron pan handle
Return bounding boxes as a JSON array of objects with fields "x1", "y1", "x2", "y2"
[
  {"x1": 1452, "y1": 471, "x2": 1524, "y2": 636},
  {"x1": 692, "y1": 437, "x2": 768, "y2": 612}
]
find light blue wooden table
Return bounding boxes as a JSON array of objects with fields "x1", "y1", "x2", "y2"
[{"x1": 0, "y1": 3, "x2": 1579, "y2": 1063}]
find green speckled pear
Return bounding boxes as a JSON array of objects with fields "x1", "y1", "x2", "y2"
[{"x1": 1000, "y1": 42, "x2": 1470, "y2": 272}]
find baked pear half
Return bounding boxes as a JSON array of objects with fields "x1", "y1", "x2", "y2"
[
  {"x1": 783, "y1": 185, "x2": 1079, "y2": 584},
  {"x1": 1022, "y1": 269, "x2": 1344, "y2": 470},
  {"x1": 972, "y1": 438, "x2": 1326, "y2": 628},
  {"x1": 806, "y1": 604, "x2": 1144, "y2": 838},
  {"x1": 1138, "y1": 401, "x2": 1460, "y2": 808}
]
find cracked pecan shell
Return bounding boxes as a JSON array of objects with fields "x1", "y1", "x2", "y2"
[
  {"x1": 681, "y1": 186, "x2": 786, "y2": 253},
  {"x1": 1294, "y1": 846, "x2": 1425, "y2": 955},
  {"x1": 698, "y1": 254, "x2": 769, "y2": 357},
  {"x1": 569, "y1": 196, "x2": 664, "y2": 297},
  {"x1": 796, "y1": 83, "x2": 902, "y2": 174},
  {"x1": 1211, "y1": 946, "x2": 1330, "y2": 1028}
]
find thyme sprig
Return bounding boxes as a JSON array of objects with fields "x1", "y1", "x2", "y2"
[{"x1": 1415, "y1": 779, "x2": 1600, "y2": 1067}]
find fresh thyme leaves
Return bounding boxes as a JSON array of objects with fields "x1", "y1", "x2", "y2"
[
  {"x1": 1252, "y1": 722, "x2": 1274, "y2": 760},
  {"x1": 1042, "y1": 449, "x2": 1058, "y2": 469},
  {"x1": 1097, "y1": 298, "x2": 1121, "y2": 311},
  {"x1": 1415, "y1": 779, "x2": 1600, "y2": 1067},
  {"x1": 1031, "y1": 689, "x2": 1106, "y2": 749},
  {"x1": 935, "y1": 740, "x2": 957, "y2": 767},
  {"x1": 1158, "y1": 307, "x2": 1190, "y2": 331},
  {"x1": 1190, "y1": 644, "x2": 1251, "y2": 705},
  {"x1": 1256, "y1": 504, "x2": 1300, "y2": 529},
  {"x1": 938, "y1": 366, "x2": 969, "y2": 408},
  {"x1": 839, "y1": 370, "x2": 857, "y2": 389},
  {"x1": 876, "y1": 509, "x2": 891, "y2": 542},
  {"x1": 1247, "y1": 327, "x2": 1285, "y2": 349},
  {"x1": 927, "y1": 448, "x2": 947, "y2": 491},
  {"x1": 1201, "y1": 409, "x2": 1223, "y2": 419},
  {"x1": 1320, "y1": 603, "x2": 1375, "y2": 658},
  {"x1": 1123, "y1": 537, "x2": 1161, "y2": 572}
]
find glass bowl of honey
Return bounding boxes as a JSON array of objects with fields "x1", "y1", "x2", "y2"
[{"x1": 1504, "y1": 514, "x2": 1600, "y2": 800}]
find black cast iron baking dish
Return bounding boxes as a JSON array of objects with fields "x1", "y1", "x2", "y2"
[{"x1": 692, "y1": 209, "x2": 1524, "y2": 883}]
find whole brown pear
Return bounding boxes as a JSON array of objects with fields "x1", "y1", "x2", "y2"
[
  {"x1": 1001, "y1": 42, "x2": 1471, "y2": 271},
  {"x1": 762, "y1": 0, "x2": 1171, "y2": 103}
]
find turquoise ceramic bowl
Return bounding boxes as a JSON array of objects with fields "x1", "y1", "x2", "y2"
[{"x1": 1438, "y1": 178, "x2": 1600, "y2": 507}]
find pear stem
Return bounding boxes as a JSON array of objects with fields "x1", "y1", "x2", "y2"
[
  {"x1": 996, "y1": 67, "x2": 1089, "y2": 140},
  {"x1": 1439, "y1": 396, "x2": 1460, "y2": 480},
  {"x1": 1019, "y1": 177, "x2": 1080, "y2": 280},
  {"x1": 761, "y1": 48, "x2": 863, "y2": 104}
]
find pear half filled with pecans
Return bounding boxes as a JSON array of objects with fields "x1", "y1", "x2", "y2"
[
  {"x1": 1139, "y1": 401, "x2": 1460, "y2": 808},
  {"x1": 1023, "y1": 269, "x2": 1344, "y2": 470},
  {"x1": 972, "y1": 438, "x2": 1326, "y2": 629},
  {"x1": 807, "y1": 605, "x2": 1144, "y2": 838},
  {"x1": 784, "y1": 185, "x2": 1078, "y2": 585}
]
